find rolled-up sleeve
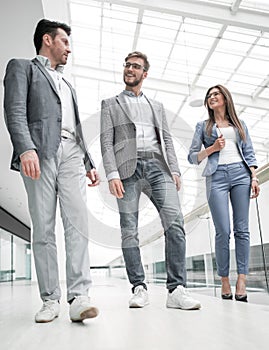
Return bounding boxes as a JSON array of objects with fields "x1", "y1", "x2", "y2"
[
  {"x1": 241, "y1": 121, "x2": 258, "y2": 168},
  {"x1": 188, "y1": 121, "x2": 204, "y2": 165}
]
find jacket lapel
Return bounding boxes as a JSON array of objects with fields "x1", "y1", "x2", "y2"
[
  {"x1": 213, "y1": 123, "x2": 220, "y2": 138},
  {"x1": 32, "y1": 58, "x2": 59, "y2": 98},
  {"x1": 143, "y1": 95, "x2": 162, "y2": 144},
  {"x1": 33, "y1": 58, "x2": 81, "y2": 126},
  {"x1": 63, "y1": 78, "x2": 80, "y2": 125},
  {"x1": 143, "y1": 95, "x2": 160, "y2": 127},
  {"x1": 115, "y1": 94, "x2": 133, "y2": 123}
]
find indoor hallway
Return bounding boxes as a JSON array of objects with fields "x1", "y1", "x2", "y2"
[{"x1": 0, "y1": 275, "x2": 268, "y2": 350}]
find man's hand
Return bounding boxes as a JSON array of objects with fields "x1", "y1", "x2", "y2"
[
  {"x1": 20, "y1": 150, "x2": 41, "y2": 180},
  {"x1": 172, "y1": 174, "x2": 181, "y2": 191},
  {"x1": 109, "y1": 179, "x2": 125, "y2": 199},
  {"x1": 87, "y1": 168, "x2": 100, "y2": 187}
]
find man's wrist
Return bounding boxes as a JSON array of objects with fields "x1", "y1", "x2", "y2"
[
  {"x1": 107, "y1": 171, "x2": 120, "y2": 181},
  {"x1": 171, "y1": 172, "x2": 180, "y2": 177},
  {"x1": 20, "y1": 149, "x2": 36, "y2": 159}
]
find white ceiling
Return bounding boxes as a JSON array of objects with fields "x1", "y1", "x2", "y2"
[
  {"x1": 1, "y1": 0, "x2": 269, "y2": 263},
  {"x1": 67, "y1": 0, "x2": 269, "y2": 230}
]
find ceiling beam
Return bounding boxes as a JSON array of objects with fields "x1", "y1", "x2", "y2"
[
  {"x1": 230, "y1": 0, "x2": 243, "y2": 15},
  {"x1": 132, "y1": 8, "x2": 144, "y2": 51},
  {"x1": 100, "y1": 0, "x2": 269, "y2": 32}
]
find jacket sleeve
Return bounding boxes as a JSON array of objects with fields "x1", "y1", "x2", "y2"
[
  {"x1": 83, "y1": 151, "x2": 95, "y2": 172},
  {"x1": 188, "y1": 121, "x2": 204, "y2": 165},
  {"x1": 4, "y1": 59, "x2": 37, "y2": 156},
  {"x1": 160, "y1": 104, "x2": 181, "y2": 175},
  {"x1": 241, "y1": 120, "x2": 258, "y2": 169},
  {"x1": 74, "y1": 123, "x2": 96, "y2": 171},
  {"x1": 100, "y1": 99, "x2": 118, "y2": 177}
]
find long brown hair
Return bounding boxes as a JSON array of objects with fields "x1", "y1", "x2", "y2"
[{"x1": 204, "y1": 84, "x2": 246, "y2": 142}]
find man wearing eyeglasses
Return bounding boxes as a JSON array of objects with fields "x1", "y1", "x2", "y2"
[{"x1": 100, "y1": 51, "x2": 201, "y2": 310}]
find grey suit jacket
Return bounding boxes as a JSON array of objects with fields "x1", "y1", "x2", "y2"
[
  {"x1": 3, "y1": 58, "x2": 95, "y2": 171},
  {"x1": 100, "y1": 92, "x2": 180, "y2": 180}
]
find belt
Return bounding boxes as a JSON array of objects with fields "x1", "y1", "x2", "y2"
[
  {"x1": 61, "y1": 129, "x2": 76, "y2": 141},
  {"x1": 137, "y1": 151, "x2": 163, "y2": 160}
]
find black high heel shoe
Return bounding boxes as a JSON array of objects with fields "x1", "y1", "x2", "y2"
[
  {"x1": 235, "y1": 294, "x2": 248, "y2": 302},
  {"x1": 222, "y1": 293, "x2": 233, "y2": 300}
]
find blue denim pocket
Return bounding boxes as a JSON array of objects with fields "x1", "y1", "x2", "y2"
[{"x1": 228, "y1": 162, "x2": 244, "y2": 176}]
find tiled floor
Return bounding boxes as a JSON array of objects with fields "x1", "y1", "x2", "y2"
[{"x1": 0, "y1": 276, "x2": 268, "y2": 350}]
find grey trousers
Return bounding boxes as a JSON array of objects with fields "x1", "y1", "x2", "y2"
[{"x1": 22, "y1": 138, "x2": 92, "y2": 302}]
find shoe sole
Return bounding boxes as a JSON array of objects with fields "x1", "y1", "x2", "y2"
[
  {"x1": 35, "y1": 315, "x2": 59, "y2": 323},
  {"x1": 166, "y1": 303, "x2": 201, "y2": 310},
  {"x1": 129, "y1": 301, "x2": 149, "y2": 308},
  {"x1": 71, "y1": 306, "x2": 99, "y2": 322}
]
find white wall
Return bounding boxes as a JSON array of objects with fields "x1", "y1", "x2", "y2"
[{"x1": 0, "y1": 0, "x2": 44, "y2": 224}]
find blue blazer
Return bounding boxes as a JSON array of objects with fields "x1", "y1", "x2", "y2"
[{"x1": 188, "y1": 120, "x2": 258, "y2": 177}]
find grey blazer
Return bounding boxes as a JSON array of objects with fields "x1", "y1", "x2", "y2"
[
  {"x1": 3, "y1": 58, "x2": 95, "y2": 171},
  {"x1": 100, "y1": 92, "x2": 180, "y2": 180}
]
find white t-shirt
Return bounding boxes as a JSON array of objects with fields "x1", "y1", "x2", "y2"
[{"x1": 218, "y1": 126, "x2": 242, "y2": 164}]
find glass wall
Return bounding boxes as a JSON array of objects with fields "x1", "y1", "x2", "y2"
[{"x1": 0, "y1": 228, "x2": 31, "y2": 282}]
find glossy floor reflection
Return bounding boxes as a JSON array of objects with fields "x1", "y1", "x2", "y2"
[{"x1": 0, "y1": 275, "x2": 268, "y2": 350}]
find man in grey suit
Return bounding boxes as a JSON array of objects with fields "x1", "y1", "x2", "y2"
[
  {"x1": 4, "y1": 19, "x2": 100, "y2": 323},
  {"x1": 100, "y1": 51, "x2": 201, "y2": 310}
]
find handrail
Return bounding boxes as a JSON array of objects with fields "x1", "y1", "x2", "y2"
[{"x1": 255, "y1": 198, "x2": 269, "y2": 292}]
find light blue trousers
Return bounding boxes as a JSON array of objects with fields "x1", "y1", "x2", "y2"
[
  {"x1": 21, "y1": 138, "x2": 92, "y2": 302},
  {"x1": 206, "y1": 162, "x2": 251, "y2": 277}
]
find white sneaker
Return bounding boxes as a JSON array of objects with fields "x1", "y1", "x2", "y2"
[
  {"x1": 35, "y1": 300, "x2": 60, "y2": 323},
  {"x1": 166, "y1": 286, "x2": 201, "y2": 310},
  {"x1": 129, "y1": 285, "x2": 149, "y2": 308},
  {"x1": 69, "y1": 296, "x2": 99, "y2": 322}
]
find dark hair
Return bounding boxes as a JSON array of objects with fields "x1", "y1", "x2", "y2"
[
  {"x1": 34, "y1": 19, "x2": 71, "y2": 54},
  {"x1": 204, "y1": 84, "x2": 246, "y2": 142},
  {"x1": 124, "y1": 51, "x2": 150, "y2": 71}
]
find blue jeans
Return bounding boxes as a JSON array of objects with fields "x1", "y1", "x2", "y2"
[
  {"x1": 206, "y1": 162, "x2": 251, "y2": 277},
  {"x1": 117, "y1": 158, "x2": 186, "y2": 290}
]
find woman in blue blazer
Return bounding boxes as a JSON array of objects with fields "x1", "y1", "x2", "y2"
[{"x1": 188, "y1": 85, "x2": 260, "y2": 302}]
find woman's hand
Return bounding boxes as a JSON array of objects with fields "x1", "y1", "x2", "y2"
[
  {"x1": 250, "y1": 179, "x2": 260, "y2": 198},
  {"x1": 213, "y1": 135, "x2": 225, "y2": 152}
]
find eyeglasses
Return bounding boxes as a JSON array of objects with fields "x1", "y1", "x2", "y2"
[
  {"x1": 206, "y1": 91, "x2": 222, "y2": 99},
  {"x1": 123, "y1": 62, "x2": 146, "y2": 71}
]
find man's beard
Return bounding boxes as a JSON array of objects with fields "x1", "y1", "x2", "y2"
[{"x1": 124, "y1": 74, "x2": 143, "y2": 87}]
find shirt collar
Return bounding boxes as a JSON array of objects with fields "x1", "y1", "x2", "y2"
[
  {"x1": 123, "y1": 90, "x2": 143, "y2": 97},
  {"x1": 36, "y1": 55, "x2": 64, "y2": 74}
]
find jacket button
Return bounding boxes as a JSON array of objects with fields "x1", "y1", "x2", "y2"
[
  {"x1": 57, "y1": 100, "x2": 61, "y2": 104},
  {"x1": 57, "y1": 118, "x2": 61, "y2": 122}
]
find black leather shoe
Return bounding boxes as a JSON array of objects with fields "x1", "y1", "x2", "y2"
[
  {"x1": 222, "y1": 293, "x2": 233, "y2": 300},
  {"x1": 235, "y1": 294, "x2": 248, "y2": 302}
]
